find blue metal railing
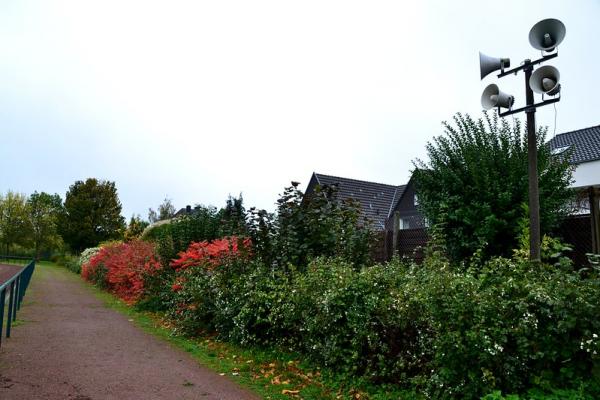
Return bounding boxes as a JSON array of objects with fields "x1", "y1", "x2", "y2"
[{"x1": 0, "y1": 257, "x2": 35, "y2": 348}]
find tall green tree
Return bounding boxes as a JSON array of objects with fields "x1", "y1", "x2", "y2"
[
  {"x1": 27, "y1": 191, "x2": 64, "y2": 259},
  {"x1": 248, "y1": 182, "x2": 376, "y2": 270},
  {"x1": 148, "y1": 197, "x2": 176, "y2": 223},
  {"x1": 413, "y1": 112, "x2": 574, "y2": 262},
  {"x1": 124, "y1": 214, "x2": 149, "y2": 241},
  {"x1": 0, "y1": 191, "x2": 32, "y2": 255},
  {"x1": 158, "y1": 197, "x2": 176, "y2": 220},
  {"x1": 59, "y1": 178, "x2": 126, "y2": 252},
  {"x1": 219, "y1": 194, "x2": 247, "y2": 235}
]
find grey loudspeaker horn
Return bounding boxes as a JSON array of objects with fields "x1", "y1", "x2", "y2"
[
  {"x1": 529, "y1": 65, "x2": 561, "y2": 95},
  {"x1": 479, "y1": 52, "x2": 510, "y2": 79},
  {"x1": 528, "y1": 18, "x2": 566, "y2": 52},
  {"x1": 481, "y1": 84, "x2": 514, "y2": 110}
]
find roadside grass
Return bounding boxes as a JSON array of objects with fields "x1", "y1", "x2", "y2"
[{"x1": 40, "y1": 261, "x2": 415, "y2": 400}]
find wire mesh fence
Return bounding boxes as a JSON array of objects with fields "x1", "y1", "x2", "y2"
[{"x1": 555, "y1": 214, "x2": 593, "y2": 266}]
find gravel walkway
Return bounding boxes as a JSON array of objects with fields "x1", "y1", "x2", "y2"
[{"x1": 0, "y1": 264, "x2": 258, "y2": 400}]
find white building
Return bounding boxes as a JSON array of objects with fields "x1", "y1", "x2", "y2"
[{"x1": 548, "y1": 125, "x2": 600, "y2": 253}]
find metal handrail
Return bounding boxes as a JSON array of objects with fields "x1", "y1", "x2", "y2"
[{"x1": 0, "y1": 257, "x2": 36, "y2": 348}]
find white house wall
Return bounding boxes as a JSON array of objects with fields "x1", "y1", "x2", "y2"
[{"x1": 572, "y1": 159, "x2": 600, "y2": 189}]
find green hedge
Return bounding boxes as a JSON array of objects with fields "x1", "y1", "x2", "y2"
[{"x1": 165, "y1": 255, "x2": 600, "y2": 398}]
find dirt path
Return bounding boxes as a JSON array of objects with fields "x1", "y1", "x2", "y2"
[
  {"x1": 0, "y1": 264, "x2": 259, "y2": 400},
  {"x1": 0, "y1": 264, "x2": 23, "y2": 286}
]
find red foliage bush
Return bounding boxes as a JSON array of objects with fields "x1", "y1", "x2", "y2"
[
  {"x1": 170, "y1": 236, "x2": 252, "y2": 272},
  {"x1": 81, "y1": 240, "x2": 161, "y2": 303}
]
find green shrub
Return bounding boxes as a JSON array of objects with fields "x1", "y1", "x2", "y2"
[
  {"x1": 227, "y1": 264, "x2": 299, "y2": 347},
  {"x1": 483, "y1": 383, "x2": 600, "y2": 400},
  {"x1": 89, "y1": 210, "x2": 600, "y2": 399},
  {"x1": 62, "y1": 254, "x2": 81, "y2": 274},
  {"x1": 143, "y1": 198, "x2": 248, "y2": 267},
  {"x1": 292, "y1": 258, "x2": 430, "y2": 380},
  {"x1": 420, "y1": 259, "x2": 600, "y2": 398},
  {"x1": 247, "y1": 182, "x2": 377, "y2": 271},
  {"x1": 413, "y1": 112, "x2": 573, "y2": 262},
  {"x1": 159, "y1": 250, "x2": 600, "y2": 398}
]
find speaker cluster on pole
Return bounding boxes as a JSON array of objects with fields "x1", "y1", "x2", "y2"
[{"x1": 479, "y1": 18, "x2": 565, "y2": 111}]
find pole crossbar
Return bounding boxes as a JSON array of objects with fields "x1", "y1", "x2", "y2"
[
  {"x1": 498, "y1": 96, "x2": 561, "y2": 117},
  {"x1": 497, "y1": 52, "x2": 558, "y2": 78}
]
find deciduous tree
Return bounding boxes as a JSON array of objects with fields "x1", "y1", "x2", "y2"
[
  {"x1": 0, "y1": 191, "x2": 32, "y2": 254},
  {"x1": 27, "y1": 191, "x2": 63, "y2": 259},
  {"x1": 59, "y1": 178, "x2": 126, "y2": 252},
  {"x1": 148, "y1": 197, "x2": 176, "y2": 222},
  {"x1": 413, "y1": 112, "x2": 574, "y2": 261},
  {"x1": 124, "y1": 214, "x2": 149, "y2": 241}
]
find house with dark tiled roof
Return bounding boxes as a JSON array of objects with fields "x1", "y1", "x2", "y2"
[
  {"x1": 304, "y1": 172, "x2": 406, "y2": 231},
  {"x1": 305, "y1": 172, "x2": 427, "y2": 260},
  {"x1": 548, "y1": 124, "x2": 600, "y2": 189},
  {"x1": 548, "y1": 124, "x2": 600, "y2": 254},
  {"x1": 174, "y1": 205, "x2": 194, "y2": 218}
]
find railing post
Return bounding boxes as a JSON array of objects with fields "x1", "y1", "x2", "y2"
[
  {"x1": 16, "y1": 276, "x2": 22, "y2": 311},
  {"x1": 13, "y1": 276, "x2": 20, "y2": 318},
  {"x1": 0, "y1": 288, "x2": 5, "y2": 347},
  {"x1": 6, "y1": 281, "x2": 15, "y2": 338}
]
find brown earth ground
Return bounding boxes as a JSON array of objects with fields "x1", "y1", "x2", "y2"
[
  {"x1": 0, "y1": 264, "x2": 23, "y2": 287},
  {"x1": 0, "y1": 263, "x2": 259, "y2": 400}
]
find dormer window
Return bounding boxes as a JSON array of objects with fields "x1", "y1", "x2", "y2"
[{"x1": 551, "y1": 145, "x2": 571, "y2": 155}]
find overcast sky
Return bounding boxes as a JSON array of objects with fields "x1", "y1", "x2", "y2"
[{"x1": 1, "y1": 1, "x2": 599, "y2": 219}]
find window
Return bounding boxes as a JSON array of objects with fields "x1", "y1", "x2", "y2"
[
  {"x1": 398, "y1": 215, "x2": 427, "y2": 230},
  {"x1": 414, "y1": 194, "x2": 419, "y2": 206},
  {"x1": 551, "y1": 145, "x2": 571, "y2": 155},
  {"x1": 399, "y1": 218, "x2": 410, "y2": 230}
]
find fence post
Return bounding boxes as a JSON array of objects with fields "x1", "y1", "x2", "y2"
[{"x1": 392, "y1": 211, "x2": 400, "y2": 256}]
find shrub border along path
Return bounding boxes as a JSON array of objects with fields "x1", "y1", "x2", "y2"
[
  {"x1": 0, "y1": 262, "x2": 258, "y2": 400},
  {"x1": 81, "y1": 266, "x2": 407, "y2": 400}
]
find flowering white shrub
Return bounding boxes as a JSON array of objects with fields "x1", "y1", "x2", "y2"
[{"x1": 79, "y1": 247, "x2": 101, "y2": 271}]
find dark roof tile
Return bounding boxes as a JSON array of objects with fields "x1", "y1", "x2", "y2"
[
  {"x1": 312, "y1": 173, "x2": 405, "y2": 229},
  {"x1": 547, "y1": 124, "x2": 600, "y2": 164}
]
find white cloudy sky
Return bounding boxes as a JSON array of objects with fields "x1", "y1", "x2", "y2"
[{"x1": 1, "y1": 1, "x2": 599, "y2": 218}]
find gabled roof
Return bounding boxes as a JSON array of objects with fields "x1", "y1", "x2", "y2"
[
  {"x1": 174, "y1": 208, "x2": 189, "y2": 218},
  {"x1": 306, "y1": 172, "x2": 406, "y2": 230},
  {"x1": 547, "y1": 124, "x2": 600, "y2": 164},
  {"x1": 389, "y1": 173, "x2": 416, "y2": 213}
]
